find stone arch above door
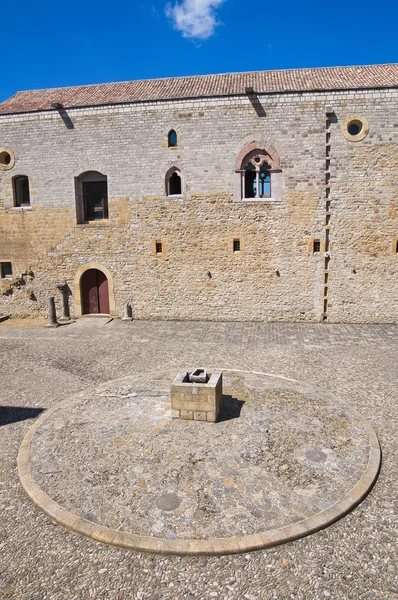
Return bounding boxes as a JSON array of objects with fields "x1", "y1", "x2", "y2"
[{"x1": 73, "y1": 263, "x2": 116, "y2": 316}]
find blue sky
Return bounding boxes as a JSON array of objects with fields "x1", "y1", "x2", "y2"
[{"x1": 1, "y1": 0, "x2": 397, "y2": 102}]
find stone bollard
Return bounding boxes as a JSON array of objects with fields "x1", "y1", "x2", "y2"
[
  {"x1": 56, "y1": 281, "x2": 71, "y2": 322},
  {"x1": 46, "y1": 296, "x2": 59, "y2": 328},
  {"x1": 121, "y1": 303, "x2": 133, "y2": 321}
]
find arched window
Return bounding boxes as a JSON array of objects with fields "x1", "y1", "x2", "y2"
[
  {"x1": 13, "y1": 176, "x2": 30, "y2": 207},
  {"x1": 75, "y1": 171, "x2": 108, "y2": 223},
  {"x1": 235, "y1": 144, "x2": 281, "y2": 202},
  {"x1": 165, "y1": 167, "x2": 183, "y2": 196},
  {"x1": 168, "y1": 130, "x2": 177, "y2": 147},
  {"x1": 243, "y1": 155, "x2": 271, "y2": 199}
]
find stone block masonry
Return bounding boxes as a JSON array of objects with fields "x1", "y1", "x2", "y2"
[
  {"x1": 0, "y1": 68, "x2": 397, "y2": 322},
  {"x1": 170, "y1": 371, "x2": 223, "y2": 422}
]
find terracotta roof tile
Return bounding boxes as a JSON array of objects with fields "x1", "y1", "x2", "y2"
[{"x1": 1, "y1": 64, "x2": 397, "y2": 114}]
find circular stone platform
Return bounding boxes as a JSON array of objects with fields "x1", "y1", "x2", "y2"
[{"x1": 18, "y1": 369, "x2": 380, "y2": 555}]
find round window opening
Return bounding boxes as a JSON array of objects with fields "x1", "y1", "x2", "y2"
[
  {"x1": 347, "y1": 120, "x2": 362, "y2": 136},
  {"x1": 0, "y1": 148, "x2": 15, "y2": 170},
  {"x1": 0, "y1": 152, "x2": 11, "y2": 166},
  {"x1": 342, "y1": 115, "x2": 369, "y2": 142}
]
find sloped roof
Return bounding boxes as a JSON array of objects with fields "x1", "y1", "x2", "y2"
[{"x1": 1, "y1": 64, "x2": 397, "y2": 115}]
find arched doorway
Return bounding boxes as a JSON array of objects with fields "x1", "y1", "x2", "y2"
[{"x1": 81, "y1": 269, "x2": 110, "y2": 315}]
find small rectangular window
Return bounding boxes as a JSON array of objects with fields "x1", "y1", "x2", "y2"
[
  {"x1": 1, "y1": 262, "x2": 12, "y2": 279},
  {"x1": 13, "y1": 176, "x2": 30, "y2": 207},
  {"x1": 233, "y1": 239, "x2": 241, "y2": 252},
  {"x1": 396, "y1": 240, "x2": 398, "y2": 254},
  {"x1": 156, "y1": 241, "x2": 163, "y2": 254},
  {"x1": 313, "y1": 240, "x2": 321, "y2": 253}
]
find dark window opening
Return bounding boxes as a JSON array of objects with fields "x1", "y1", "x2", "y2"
[
  {"x1": 0, "y1": 262, "x2": 12, "y2": 279},
  {"x1": 313, "y1": 240, "x2": 321, "y2": 253},
  {"x1": 259, "y1": 164, "x2": 271, "y2": 197},
  {"x1": 75, "y1": 172, "x2": 108, "y2": 224},
  {"x1": 13, "y1": 176, "x2": 30, "y2": 207},
  {"x1": 83, "y1": 180, "x2": 108, "y2": 221},
  {"x1": 396, "y1": 240, "x2": 398, "y2": 254},
  {"x1": 168, "y1": 130, "x2": 177, "y2": 147},
  {"x1": 347, "y1": 121, "x2": 362, "y2": 136},
  {"x1": 233, "y1": 239, "x2": 241, "y2": 252},
  {"x1": 156, "y1": 241, "x2": 163, "y2": 254},
  {"x1": 244, "y1": 163, "x2": 256, "y2": 198},
  {"x1": 244, "y1": 161, "x2": 271, "y2": 199},
  {"x1": 0, "y1": 151, "x2": 11, "y2": 166},
  {"x1": 168, "y1": 171, "x2": 182, "y2": 195}
]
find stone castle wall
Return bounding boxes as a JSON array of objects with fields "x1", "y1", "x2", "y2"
[{"x1": 0, "y1": 87, "x2": 397, "y2": 322}]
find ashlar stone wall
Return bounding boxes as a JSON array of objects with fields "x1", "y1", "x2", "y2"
[{"x1": 0, "y1": 87, "x2": 397, "y2": 322}]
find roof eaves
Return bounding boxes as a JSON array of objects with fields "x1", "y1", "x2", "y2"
[{"x1": 1, "y1": 82, "x2": 398, "y2": 117}]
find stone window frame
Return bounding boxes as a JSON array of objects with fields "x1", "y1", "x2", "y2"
[
  {"x1": 75, "y1": 170, "x2": 109, "y2": 224},
  {"x1": 235, "y1": 142, "x2": 282, "y2": 203},
  {"x1": 231, "y1": 236, "x2": 244, "y2": 254},
  {"x1": 342, "y1": 114, "x2": 369, "y2": 142},
  {"x1": 165, "y1": 165, "x2": 185, "y2": 199},
  {"x1": 308, "y1": 237, "x2": 325, "y2": 255},
  {"x1": 152, "y1": 239, "x2": 167, "y2": 257},
  {"x1": 0, "y1": 147, "x2": 15, "y2": 170}
]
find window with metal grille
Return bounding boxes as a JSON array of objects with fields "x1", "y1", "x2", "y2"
[
  {"x1": 313, "y1": 240, "x2": 321, "y2": 253},
  {"x1": 233, "y1": 239, "x2": 241, "y2": 252}
]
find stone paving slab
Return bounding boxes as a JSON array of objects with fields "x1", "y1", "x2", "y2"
[
  {"x1": 20, "y1": 369, "x2": 380, "y2": 555},
  {"x1": 1, "y1": 319, "x2": 398, "y2": 347},
  {"x1": 0, "y1": 321, "x2": 397, "y2": 598}
]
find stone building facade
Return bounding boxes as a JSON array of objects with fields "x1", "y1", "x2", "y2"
[{"x1": 0, "y1": 64, "x2": 397, "y2": 322}]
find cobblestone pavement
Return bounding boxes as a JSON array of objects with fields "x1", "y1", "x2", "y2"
[
  {"x1": 0, "y1": 320, "x2": 397, "y2": 599},
  {"x1": 28, "y1": 370, "x2": 376, "y2": 546}
]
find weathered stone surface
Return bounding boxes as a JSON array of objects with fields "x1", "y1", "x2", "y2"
[
  {"x1": 26, "y1": 369, "x2": 377, "y2": 542},
  {"x1": 171, "y1": 371, "x2": 222, "y2": 422},
  {"x1": 0, "y1": 319, "x2": 396, "y2": 597},
  {"x1": 0, "y1": 85, "x2": 397, "y2": 322},
  {"x1": 194, "y1": 411, "x2": 207, "y2": 421},
  {"x1": 180, "y1": 410, "x2": 193, "y2": 420},
  {"x1": 155, "y1": 493, "x2": 182, "y2": 512}
]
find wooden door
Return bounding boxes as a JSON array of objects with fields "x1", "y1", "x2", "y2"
[
  {"x1": 97, "y1": 271, "x2": 110, "y2": 314},
  {"x1": 81, "y1": 269, "x2": 110, "y2": 315}
]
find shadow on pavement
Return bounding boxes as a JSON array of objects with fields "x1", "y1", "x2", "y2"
[
  {"x1": 218, "y1": 395, "x2": 245, "y2": 422},
  {"x1": 0, "y1": 406, "x2": 45, "y2": 427}
]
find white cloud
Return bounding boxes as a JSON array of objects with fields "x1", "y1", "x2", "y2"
[{"x1": 166, "y1": 0, "x2": 226, "y2": 40}]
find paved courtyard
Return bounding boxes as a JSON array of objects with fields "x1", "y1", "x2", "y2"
[{"x1": 0, "y1": 319, "x2": 397, "y2": 599}]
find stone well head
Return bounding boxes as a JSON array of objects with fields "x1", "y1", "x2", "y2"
[{"x1": 170, "y1": 370, "x2": 223, "y2": 423}]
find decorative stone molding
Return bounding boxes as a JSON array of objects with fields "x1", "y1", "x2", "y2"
[
  {"x1": 165, "y1": 164, "x2": 186, "y2": 197},
  {"x1": 0, "y1": 147, "x2": 15, "y2": 170},
  {"x1": 234, "y1": 141, "x2": 282, "y2": 203},
  {"x1": 342, "y1": 114, "x2": 369, "y2": 142},
  {"x1": 235, "y1": 142, "x2": 281, "y2": 171}
]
